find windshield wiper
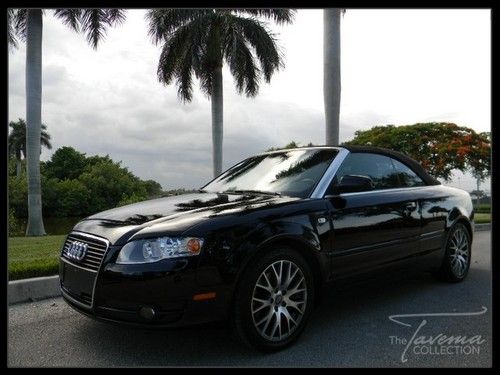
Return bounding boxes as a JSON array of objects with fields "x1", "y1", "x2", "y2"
[{"x1": 222, "y1": 189, "x2": 281, "y2": 197}]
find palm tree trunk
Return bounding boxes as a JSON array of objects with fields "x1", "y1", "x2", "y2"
[
  {"x1": 211, "y1": 66, "x2": 223, "y2": 177},
  {"x1": 323, "y1": 8, "x2": 342, "y2": 145},
  {"x1": 25, "y1": 9, "x2": 46, "y2": 236}
]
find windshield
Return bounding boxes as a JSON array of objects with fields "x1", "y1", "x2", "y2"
[{"x1": 201, "y1": 148, "x2": 339, "y2": 198}]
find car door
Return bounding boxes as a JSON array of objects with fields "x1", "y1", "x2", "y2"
[
  {"x1": 391, "y1": 158, "x2": 449, "y2": 254},
  {"x1": 325, "y1": 152, "x2": 421, "y2": 278}
]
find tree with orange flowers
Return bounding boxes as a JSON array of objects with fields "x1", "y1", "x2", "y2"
[{"x1": 344, "y1": 122, "x2": 491, "y2": 181}]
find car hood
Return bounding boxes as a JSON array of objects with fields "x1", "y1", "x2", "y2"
[{"x1": 73, "y1": 192, "x2": 298, "y2": 245}]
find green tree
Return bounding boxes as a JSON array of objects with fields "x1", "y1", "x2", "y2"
[
  {"x1": 470, "y1": 131, "x2": 491, "y2": 189},
  {"x1": 8, "y1": 175, "x2": 28, "y2": 218},
  {"x1": 141, "y1": 179, "x2": 163, "y2": 197},
  {"x1": 78, "y1": 159, "x2": 148, "y2": 213},
  {"x1": 44, "y1": 146, "x2": 87, "y2": 180},
  {"x1": 344, "y1": 122, "x2": 491, "y2": 181},
  {"x1": 9, "y1": 9, "x2": 126, "y2": 236},
  {"x1": 11, "y1": 146, "x2": 164, "y2": 219},
  {"x1": 8, "y1": 119, "x2": 52, "y2": 178},
  {"x1": 55, "y1": 179, "x2": 91, "y2": 217},
  {"x1": 146, "y1": 9, "x2": 295, "y2": 177}
]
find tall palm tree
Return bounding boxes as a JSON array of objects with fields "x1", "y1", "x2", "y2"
[
  {"x1": 8, "y1": 118, "x2": 52, "y2": 178},
  {"x1": 146, "y1": 9, "x2": 295, "y2": 177},
  {"x1": 9, "y1": 8, "x2": 126, "y2": 236},
  {"x1": 323, "y1": 8, "x2": 343, "y2": 145}
]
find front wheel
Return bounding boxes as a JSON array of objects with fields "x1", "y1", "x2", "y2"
[
  {"x1": 437, "y1": 223, "x2": 471, "y2": 282},
  {"x1": 231, "y1": 247, "x2": 315, "y2": 352}
]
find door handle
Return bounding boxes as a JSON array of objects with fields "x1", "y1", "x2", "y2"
[
  {"x1": 404, "y1": 201, "x2": 417, "y2": 213},
  {"x1": 406, "y1": 201, "x2": 417, "y2": 209}
]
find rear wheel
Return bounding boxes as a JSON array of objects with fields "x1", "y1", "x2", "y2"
[
  {"x1": 231, "y1": 247, "x2": 315, "y2": 352},
  {"x1": 437, "y1": 223, "x2": 471, "y2": 282}
]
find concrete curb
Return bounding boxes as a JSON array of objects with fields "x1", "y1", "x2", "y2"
[
  {"x1": 9, "y1": 275, "x2": 60, "y2": 305},
  {"x1": 474, "y1": 223, "x2": 491, "y2": 232},
  {"x1": 8, "y1": 225, "x2": 491, "y2": 305}
]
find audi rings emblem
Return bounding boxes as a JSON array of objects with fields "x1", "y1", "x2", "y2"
[{"x1": 66, "y1": 241, "x2": 88, "y2": 261}]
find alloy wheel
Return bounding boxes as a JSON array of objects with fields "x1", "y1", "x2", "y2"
[
  {"x1": 251, "y1": 260, "x2": 307, "y2": 342},
  {"x1": 449, "y1": 227, "x2": 470, "y2": 278}
]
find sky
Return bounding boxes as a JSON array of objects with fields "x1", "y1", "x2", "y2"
[{"x1": 8, "y1": 9, "x2": 491, "y2": 193}]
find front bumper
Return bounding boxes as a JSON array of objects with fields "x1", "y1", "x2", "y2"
[{"x1": 59, "y1": 245, "x2": 232, "y2": 328}]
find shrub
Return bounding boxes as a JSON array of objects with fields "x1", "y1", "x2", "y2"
[{"x1": 8, "y1": 207, "x2": 21, "y2": 236}]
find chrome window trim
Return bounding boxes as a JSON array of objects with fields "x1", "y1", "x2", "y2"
[
  {"x1": 310, "y1": 148, "x2": 350, "y2": 198},
  {"x1": 331, "y1": 185, "x2": 438, "y2": 198},
  {"x1": 60, "y1": 231, "x2": 110, "y2": 309}
]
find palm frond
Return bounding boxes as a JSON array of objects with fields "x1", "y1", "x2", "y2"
[
  {"x1": 106, "y1": 9, "x2": 126, "y2": 25},
  {"x1": 54, "y1": 8, "x2": 82, "y2": 32},
  {"x1": 80, "y1": 9, "x2": 108, "y2": 49},
  {"x1": 12, "y1": 8, "x2": 27, "y2": 42},
  {"x1": 80, "y1": 8, "x2": 127, "y2": 49},
  {"x1": 230, "y1": 15, "x2": 282, "y2": 82},
  {"x1": 8, "y1": 9, "x2": 19, "y2": 48},
  {"x1": 233, "y1": 9, "x2": 296, "y2": 25},
  {"x1": 176, "y1": 52, "x2": 194, "y2": 102},
  {"x1": 146, "y1": 9, "x2": 212, "y2": 45},
  {"x1": 156, "y1": 15, "x2": 212, "y2": 101},
  {"x1": 223, "y1": 21, "x2": 259, "y2": 97},
  {"x1": 157, "y1": 25, "x2": 193, "y2": 86},
  {"x1": 40, "y1": 123, "x2": 52, "y2": 150}
]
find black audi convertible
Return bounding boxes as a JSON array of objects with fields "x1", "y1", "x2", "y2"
[{"x1": 59, "y1": 145, "x2": 474, "y2": 351}]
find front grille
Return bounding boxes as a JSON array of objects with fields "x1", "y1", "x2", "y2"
[{"x1": 62, "y1": 232, "x2": 109, "y2": 272}]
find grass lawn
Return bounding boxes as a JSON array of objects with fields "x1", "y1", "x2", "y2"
[
  {"x1": 474, "y1": 213, "x2": 491, "y2": 224},
  {"x1": 8, "y1": 235, "x2": 66, "y2": 281}
]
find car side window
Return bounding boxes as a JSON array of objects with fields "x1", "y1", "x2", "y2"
[
  {"x1": 327, "y1": 153, "x2": 400, "y2": 192},
  {"x1": 390, "y1": 158, "x2": 426, "y2": 187}
]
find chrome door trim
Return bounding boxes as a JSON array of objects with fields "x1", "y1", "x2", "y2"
[{"x1": 327, "y1": 185, "x2": 440, "y2": 198}]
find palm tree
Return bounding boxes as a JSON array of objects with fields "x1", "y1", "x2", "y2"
[
  {"x1": 8, "y1": 118, "x2": 52, "y2": 178},
  {"x1": 146, "y1": 9, "x2": 295, "y2": 177},
  {"x1": 9, "y1": 9, "x2": 126, "y2": 236},
  {"x1": 323, "y1": 8, "x2": 343, "y2": 145}
]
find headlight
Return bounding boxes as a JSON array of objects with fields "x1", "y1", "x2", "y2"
[{"x1": 116, "y1": 237, "x2": 204, "y2": 264}]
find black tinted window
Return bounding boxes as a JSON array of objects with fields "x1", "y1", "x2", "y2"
[
  {"x1": 202, "y1": 149, "x2": 339, "y2": 198},
  {"x1": 391, "y1": 158, "x2": 426, "y2": 187},
  {"x1": 333, "y1": 153, "x2": 400, "y2": 190}
]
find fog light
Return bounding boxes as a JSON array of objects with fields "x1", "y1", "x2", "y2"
[{"x1": 139, "y1": 306, "x2": 156, "y2": 320}]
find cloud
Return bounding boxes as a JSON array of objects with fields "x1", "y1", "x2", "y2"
[{"x1": 8, "y1": 9, "x2": 491, "y2": 194}]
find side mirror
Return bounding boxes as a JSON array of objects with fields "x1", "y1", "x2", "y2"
[{"x1": 332, "y1": 175, "x2": 375, "y2": 195}]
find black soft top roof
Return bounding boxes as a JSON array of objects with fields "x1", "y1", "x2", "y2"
[{"x1": 342, "y1": 145, "x2": 441, "y2": 186}]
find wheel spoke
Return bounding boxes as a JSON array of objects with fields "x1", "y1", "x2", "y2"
[
  {"x1": 256, "y1": 309, "x2": 274, "y2": 327},
  {"x1": 270, "y1": 312, "x2": 281, "y2": 339},
  {"x1": 283, "y1": 265, "x2": 299, "y2": 290},
  {"x1": 272, "y1": 261, "x2": 283, "y2": 286},
  {"x1": 282, "y1": 307, "x2": 298, "y2": 328},
  {"x1": 286, "y1": 298, "x2": 305, "y2": 314},
  {"x1": 255, "y1": 281, "x2": 273, "y2": 294}
]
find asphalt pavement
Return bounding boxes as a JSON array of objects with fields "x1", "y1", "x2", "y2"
[{"x1": 8, "y1": 231, "x2": 492, "y2": 367}]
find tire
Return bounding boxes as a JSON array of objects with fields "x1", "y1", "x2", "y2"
[
  {"x1": 231, "y1": 246, "x2": 315, "y2": 352},
  {"x1": 437, "y1": 223, "x2": 472, "y2": 282}
]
